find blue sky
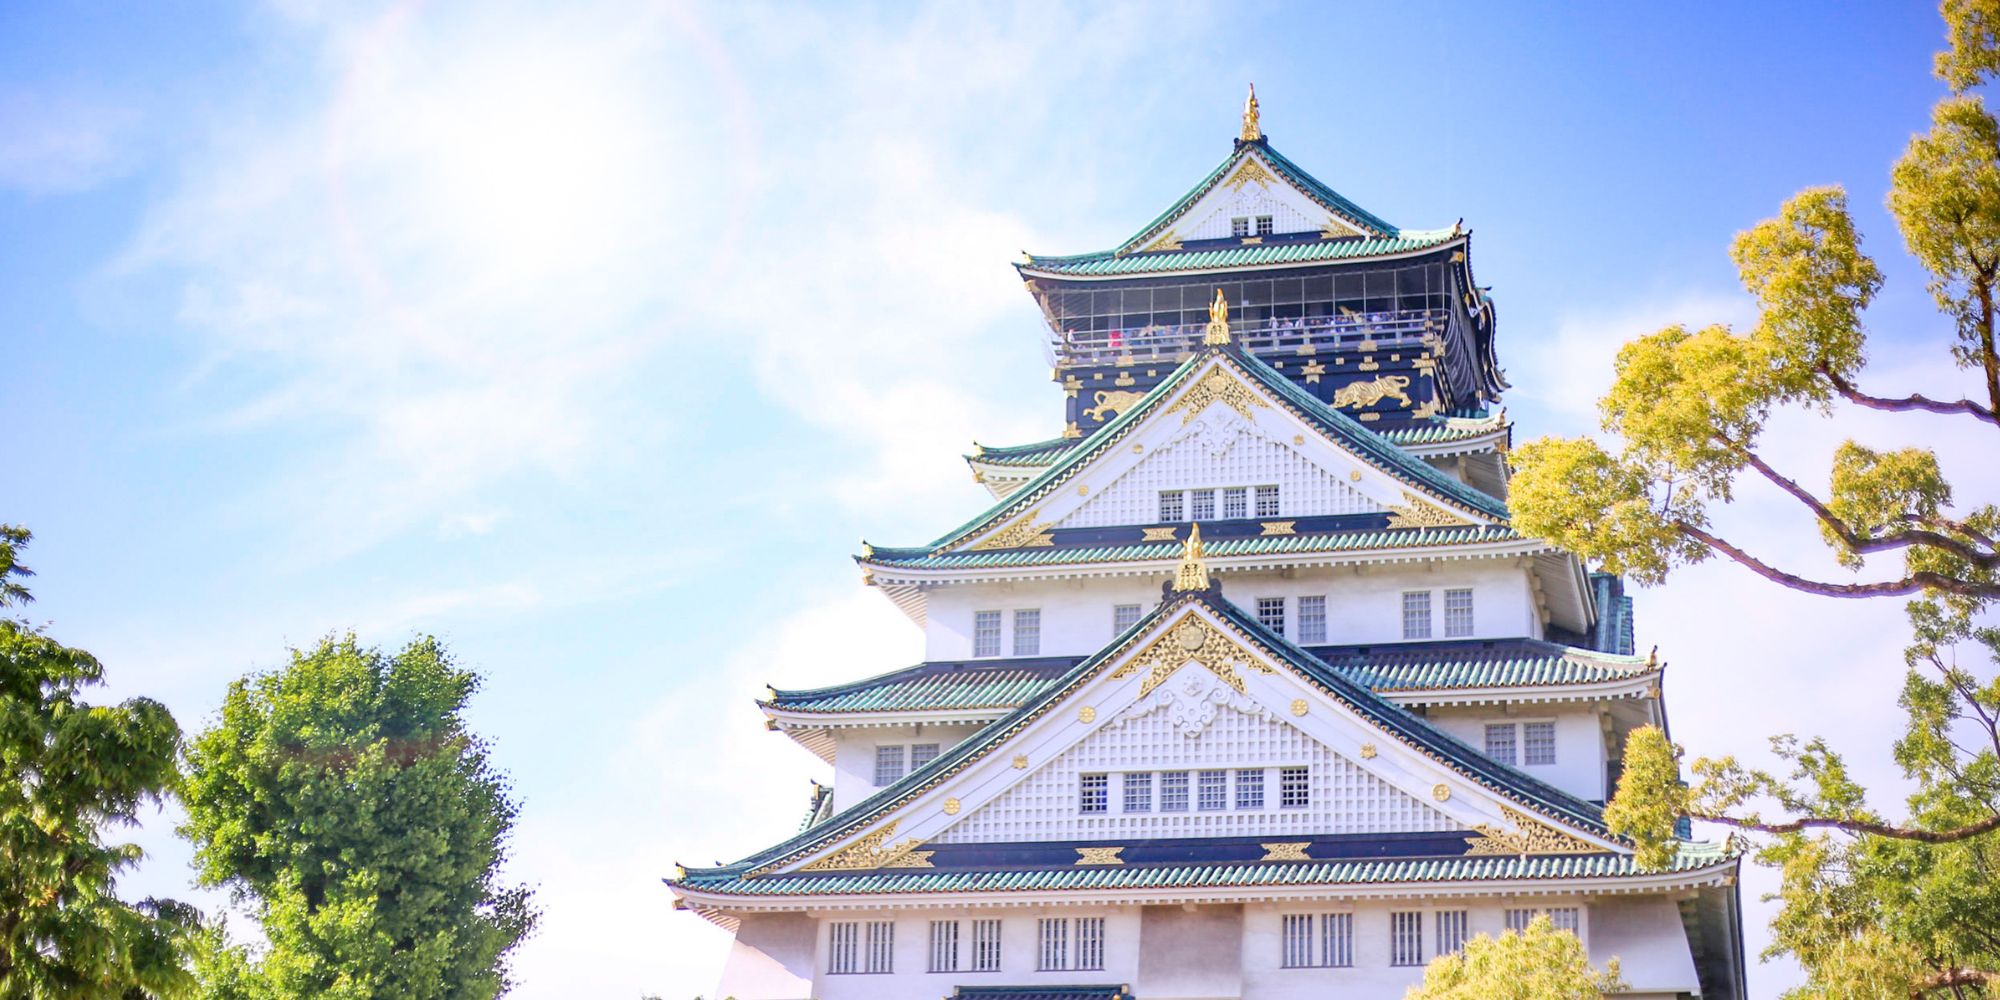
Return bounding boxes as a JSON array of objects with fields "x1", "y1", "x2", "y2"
[{"x1": 4, "y1": 1, "x2": 1989, "y2": 995}]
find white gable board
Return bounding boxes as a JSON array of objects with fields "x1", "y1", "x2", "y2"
[{"x1": 1154, "y1": 151, "x2": 1371, "y2": 246}]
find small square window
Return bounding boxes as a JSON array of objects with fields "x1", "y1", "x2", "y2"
[
  {"x1": 1254, "y1": 485, "x2": 1281, "y2": 517},
  {"x1": 1123, "y1": 771, "x2": 1153, "y2": 812},
  {"x1": 1402, "y1": 591, "x2": 1432, "y2": 640},
  {"x1": 1235, "y1": 768, "x2": 1264, "y2": 809},
  {"x1": 1197, "y1": 770, "x2": 1228, "y2": 810},
  {"x1": 1113, "y1": 604, "x2": 1142, "y2": 633},
  {"x1": 974, "y1": 610, "x2": 1002, "y2": 657},
  {"x1": 1160, "y1": 770, "x2": 1190, "y2": 812},
  {"x1": 1256, "y1": 215, "x2": 1274, "y2": 236},
  {"x1": 1256, "y1": 597, "x2": 1286, "y2": 635},
  {"x1": 1485, "y1": 723, "x2": 1517, "y2": 765},
  {"x1": 1190, "y1": 489, "x2": 1216, "y2": 520},
  {"x1": 1222, "y1": 487, "x2": 1248, "y2": 519},
  {"x1": 1079, "y1": 773, "x2": 1109, "y2": 813},
  {"x1": 1524, "y1": 721, "x2": 1556, "y2": 766},
  {"x1": 1158, "y1": 490, "x2": 1185, "y2": 522},
  {"x1": 1297, "y1": 595, "x2": 1327, "y2": 644},
  {"x1": 1013, "y1": 608, "x2": 1041, "y2": 656},
  {"x1": 1280, "y1": 766, "x2": 1310, "y2": 808},
  {"x1": 909, "y1": 743, "x2": 939, "y2": 770},
  {"x1": 1444, "y1": 588, "x2": 1474, "y2": 637},
  {"x1": 1231, "y1": 217, "x2": 1251, "y2": 238},
  {"x1": 874, "y1": 745, "x2": 906, "y2": 786}
]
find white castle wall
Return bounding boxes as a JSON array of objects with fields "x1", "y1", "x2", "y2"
[
  {"x1": 1057, "y1": 417, "x2": 1380, "y2": 529},
  {"x1": 828, "y1": 723, "x2": 984, "y2": 813},
  {"x1": 1426, "y1": 705, "x2": 1611, "y2": 804}
]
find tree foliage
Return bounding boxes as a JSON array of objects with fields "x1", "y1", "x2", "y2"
[
  {"x1": 1521, "y1": 4, "x2": 2000, "y2": 996},
  {"x1": 0, "y1": 526, "x2": 195, "y2": 998},
  {"x1": 1403, "y1": 914, "x2": 1624, "y2": 1000},
  {"x1": 180, "y1": 635, "x2": 535, "y2": 1000}
]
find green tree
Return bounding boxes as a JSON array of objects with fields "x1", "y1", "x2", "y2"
[
  {"x1": 180, "y1": 635, "x2": 535, "y2": 999},
  {"x1": 0, "y1": 526, "x2": 194, "y2": 997},
  {"x1": 1403, "y1": 914, "x2": 1624, "y2": 1000},
  {"x1": 1511, "y1": 3, "x2": 2000, "y2": 996}
]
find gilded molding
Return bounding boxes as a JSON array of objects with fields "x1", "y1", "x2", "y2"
[
  {"x1": 1082, "y1": 389, "x2": 1146, "y2": 422},
  {"x1": 1386, "y1": 492, "x2": 1475, "y2": 531},
  {"x1": 797, "y1": 820, "x2": 935, "y2": 871},
  {"x1": 1359, "y1": 743, "x2": 1377, "y2": 759},
  {"x1": 1224, "y1": 156, "x2": 1275, "y2": 192},
  {"x1": 943, "y1": 797, "x2": 961, "y2": 816},
  {"x1": 1141, "y1": 526, "x2": 1180, "y2": 543},
  {"x1": 1078, "y1": 706, "x2": 1097, "y2": 723},
  {"x1": 1289, "y1": 698, "x2": 1308, "y2": 716},
  {"x1": 1464, "y1": 806, "x2": 1601, "y2": 857},
  {"x1": 970, "y1": 508, "x2": 1057, "y2": 551},
  {"x1": 1432, "y1": 784, "x2": 1452, "y2": 802},
  {"x1": 1260, "y1": 521, "x2": 1296, "y2": 536},
  {"x1": 1111, "y1": 611, "x2": 1274, "y2": 697},
  {"x1": 1260, "y1": 842, "x2": 1311, "y2": 862},
  {"x1": 1329, "y1": 374, "x2": 1412, "y2": 410},
  {"x1": 1301, "y1": 361, "x2": 1327, "y2": 384},
  {"x1": 1167, "y1": 369, "x2": 1268, "y2": 425},
  {"x1": 1011, "y1": 755, "x2": 1029, "y2": 769},
  {"x1": 1139, "y1": 229, "x2": 1184, "y2": 254},
  {"x1": 1074, "y1": 846, "x2": 1126, "y2": 866}
]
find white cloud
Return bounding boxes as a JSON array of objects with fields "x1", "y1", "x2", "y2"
[
  {"x1": 0, "y1": 91, "x2": 135, "y2": 194},
  {"x1": 1508, "y1": 291, "x2": 1758, "y2": 425}
]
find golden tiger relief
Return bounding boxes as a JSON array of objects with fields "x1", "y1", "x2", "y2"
[
  {"x1": 1082, "y1": 389, "x2": 1147, "y2": 421},
  {"x1": 1329, "y1": 375, "x2": 1413, "y2": 410}
]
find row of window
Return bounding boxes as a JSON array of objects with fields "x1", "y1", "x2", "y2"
[
  {"x1": 1486, "y1": 721, "x2": 1557, "y2": 767},
  {"x1": 973, "y1": 608, "x2": 1041, "y2": 658},
  {"x1": 1158, "y1": 485, "x2": 1281, "y2": 522},
  {"x1": 1403, "y1": 588, "x2": 1475, "y2": 639},
  {"x1": 832, "y1": 918, "x2": 1104, "y2": 975},
  {"x1": 874, "y1": 743, "x2": 940, "y2": 786},
  {"x1": 1231, "y1": 214, "x2": 1276, "y2": 238},
  {"x1": 1081, "y1": 767, "x2": 1309, "y2": 814},
  {"x1": 1283, "y1": 907, "x2": 1580, "y2": 969}
]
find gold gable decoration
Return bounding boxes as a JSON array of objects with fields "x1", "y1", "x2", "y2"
[
  {"x1": 1385, "y1": 492, "x2": 1475, "y2": 530},
  {"x1": 1464, "y1": 806, "x2": 1602, "y2": 857},
  {"x1": 969, "y1": 508, "x2": 1057, "y2": 551},
  {"x1": 1204, "y1": 290, "x2": 1232, "y2": 345},
  {"x1": 797, "y1": 820, "x2": 935, "y2": 871},
  {"x1": 1240, "y1": 83, "x2": 1261, "y2": 142},
  {"x1": 1167, "y1": 367, "x2": 1268, "y2": 425},
  {"x1": 1173, "y1": 523, "x2": 1211, "y2": 592},
  {"x1": 1140, "y1": 229, "x2": 1184, "y2": 254},
  {"x1": 1112, "y1": 613, "x2": 1275, "y2": 697}
]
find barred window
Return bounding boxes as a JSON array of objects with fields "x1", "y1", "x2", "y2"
[
  {"x1": 971, "y1": 918, "x2": 1003, "y2": 971},
  {"x1": 1222, "y1": 487, "x2": 1248, "y2": 519},
  {"x1": 1444, "y1": 588, "x2": 1475, "y2": 637},
  {"x1": 1235, "y1": 768, "x2": 1265, "y2": 809},
  {"x1": 1160, "y1": 770, "x2": 1190, "y2": 812},
  {"x1": 1436, "y1": 910, "x2": 1469, "y2": 955},
  {"x1": 1013, "y1": 608, "x2": 1041, "y2": 656},
  {"x1": 909, "y1": 742, "x2": 939, "y2": 771},
  {"x1": 1297, "y1": 595, "x2": 1327, "y2": 644},
  {"x1": 1321, "y1": 912, "x2": 1353, "y2": 967},
  {"x1": 928, "y1": 920, "x2": 959, "y2": 972},
  {"x1": 1197, "y1": 770, "x2": 1229, "y2": 811},
  {"x1": 1037, "y1": 918, "x2": 1068, "y2": 971},
  {"x1": 1390, "y1": 911, "x2": 1424, "y2": 966},
  {"x1": 1484, "y1": 723, "x2": 1517, "y2": 765},
  {"x1": 1076, "y1": 917, "x2": 1105, "y2": 970},
  {"x1": 1113, "y1": 603, "x2": 1142, "y2": 633},
  {"x1": 1256, "y1": 597, "x2": 1286, "y2": 635},
  {"x1": 828, "y1": 921, "x2": 859, "y2": 974},
  {"x1": 1402, "y1": 591, "x2": 1432, "y2": 639},
  {"x1": 1255, "y1": 484, "x2": 1281, "y2": 517},
  {"x1": 1079, "y1": 773, "x2": 1109, "y2": 814},
  {"x1": 1281, "y1": 912, "x2": 1353, "y2": 968},
  {"x1": 1524, "y1": 721, "x2": 1557, "y2": 766},
  {"x1": 974, "y1": 610, "x2": 1002, "y2": 657},
  {"x1": 1158, "y1": 490, "x2": 1184, "y2": 522},
  {"x1": 1281, "y1": 914, "x2": 1314, "y2": 968},
  {"x1": 1256, "y1": 215, "x2": 1274, "y2": 236},
  {"x1": 1232, "y1": 216, "x2": 1251, "y2": 238},
  {"x1": 865, "y1": 921, "x2": 894, "y2": 973},
  {"x1": 1547, "y1": 907, "x2": 1580, "y2": 932},
  {"x1": 873, "y1": 745, "x2": 906, "y2": 786},
  {"x1": 1279, "y1": 766, "x2": 1310, "y2": 808},
  {"x1": 1123, "y1": 771, "x2": 1152, "y2": 812},
  {"x1": 1190, "y1": 488, "x2": 1216, "y2": 520}
]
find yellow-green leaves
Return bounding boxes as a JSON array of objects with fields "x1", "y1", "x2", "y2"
[
  {"x1": 1825, "y1": 444, "x2": 1952, "y2": 568},
  {"x1": 1937, "y1": 0, "x2": 2000, "y2": 91},
  {"x1": 1508, "y1": 436, "x2": 1701, "y2": 585},
  {"x1": 1603, "y1": 323, "x2": 1783, "y2": 485},
  {"x1": 1603, "y1": 726, "x2": 1691, "y2": 871},
  {"x1": 1731, "y1": 187, "x2": 1880, "y2": 392},
  {"x1": 1404, "y1": 914, "x2": 1625, "y2": 1000},
  {"x1": 1890, "y1": 95, "x2": 2000, "y2": 376}
]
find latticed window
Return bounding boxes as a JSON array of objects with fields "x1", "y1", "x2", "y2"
[
  {"x1": 1123, "y1": 771, "x2": 1152, "y2": 812},
  {"x1": 1280, "y1": 766, "x2": 1310, "y2": 808},
  {"x1": 1485, "y1": 723, "x2": 1517, "y2": 765},
  {"x1": 1013, "y1": 608, "x2": 1041, "y2": 656},
  {"x1": 1158, "y1": 490, "x2": 1184, "y2": 522},
  {"x1": 1231, "y1": 216, "x2": 1251, "y2": 237},
  {"x1": 1076, "y1": 917, "x2": 1106, "y2": 970},
  {"x1": 828, "y1": 921, "x2": 859, "y2": 974},
  {"x1": 1524, "y1": 721, "x2": 1557, "y2": 766},
  {"x1": 1222, "y1": 487, "x2": 1248, "y2": 519},
  {"x1": 974, "y1": 610, "x2": 1002, "y2": 657},
  {"x1": 1282, "y1": 913, "x2": 1352, "y2": 968},
  {"x1": 1190, "y1": 488, "x2": 1216, "y2": 520},
  {"x1": 1197, "y1": 770, "x2": 1228, "y2": 811},
  {"x1": 1113, "y1": 604, "x2": 1142, "y2": 633},
  {"x1": 865, "y1": 921, "x2": 894, "y2": 973},
  {"x1": 1160, "y1": 770, "x2": 1190, "y2": 812},
  {"x1": 1256, "y1": 597, "x2": 1285, "y2": 635},
  {"x1": 1256, "y1": 215, "x2": 1274, "y2": 236},
  {"x1": 1547, "y1": 907, "x2": 1580, "y2": 932},
  {"x1": 972, "y1": 918, "x2": 1003, "y2": 971},
  {"x1": 928, "y1": 920, "x2": 959, "y2": 972},
  {"x1": 1037, "y1": 918, "x2": 1068, "y2": 971},
  {"x1": 1390, "y1": 911, "x2": 1424, "y2": 966},
  {"x1": 1235, "y1": 768, "x2": 1264, "y2": 809},
  {"x1": 873, "y1": 745, "x2": 906, "y2": 786},
  {"x1": 1436, "y1": 910, "x2": 1469, "y2": 955},
  {"x1": 1444, "y1": 588, "x2": 1475, "y2": 637},
  {"x1": 909, "y1": 743, "x2": 939, "y2": 770},
  {"x1": 1297, "y1": 595, "x2": 1327, "y2": 643},
  {"x1": 1255, "y1": 484, "x2": 1280, "y2": 517},
  {"x1": 1079, "y1": 773, "x2": 1109, "y2": 814},
  {"x1": 1402, "y1": 591, "x2": 1432, "y2": 639}
]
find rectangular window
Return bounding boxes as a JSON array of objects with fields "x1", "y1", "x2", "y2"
[
  {"x1": 1076, "y1": 917, "x2": 1105, "y2": 970},
  {"x1": 1390, "y1": 911, "x2": 1424, "y2": 966},
  {"x1": 1548, "y1": 907, "x2": 1580, "y2": 933},
  {"x1": 1037, "y1": 918, "x2": 1068, "y2": 971},
  {"x1": 1322, "y1": 912, "x2": 1353, "y2": 967},
  {"x1": 928, "y1": 920, "x2": 959, "y2": 973},
  {"x1": 909, "y1": 742, "x2": 939, "y2": 770},
  {"x1": 1256, "y1": 215, "x2": 1274, "y2": 236},
  {"x1": 1281, "y1": 913, "x2": 1314, "y2": 969},
  {"x1": 1524, "y1": 721, "x2": 1557, "y2": 766},
  {"x1": 1402, "y1": 590, "x2": 1432, "y2": 639},
  {"x1": 1013, "y1": 609, "x2": 1041, "y2": 656},
  {"x1": 1113, "y1": 604, "x2": 1142, "y2": 633},
  {"x1": 1256, "y1": 597, "x2": 1286, "y2": 635},
  {"x1": 865, "y1": 920, "x2": 894, "y2": 973},
  {"x1": 1297, "y1": 595, "x2": 1327, "y2": 644},
  {"x1": 1485, "y1": 723, "x2": 1517, "y2": 765},
  {"x1": 1235, "y1": 768, "x2": 1265, "y2": 809},
  {"x1": 1444, "y1": 588, "x2": 1475, "y2": 637},
  {"x1": 1197, "y1": 770, "x2": 1229, "y2": 811},
  {"x1": 1255, "y1": 484, "x2": 1281, "y2": 517},
  {"x1": 1080, "y1": 773, "x2": 1109, "y2": 814},
  {"x1": 1123, "y1": 771, "x2": 1153, "y2": 812},
  {"x1": 1190, "y1": 488, "x2": 1216, "y2": 520},
  {"x1": 972, "y1": 918, "x2": 1003, "y2": 971},
  {"x1": 1505, "y1": 908, "x2": 1534, "y2": 932},
  {"x1": 1232, "y1": 216, "x2": 1250, "y2": 238},
  {"x1": 1437, "y1": 910, "x2": 1469, "y2": 955},
  {"x1": 1160, "y1": 770, "x2": 1190, "y2": 812},
  {"x1": 1158, "y1": 490, "x2": 1184, "y2": 522},
  {"x1": 1222, "y1": 487, "x2": 1248, "y2": 519},
  {"x1": 974, "y1": 610, "x2": 1002, "y2": 657},
  {"x1": 873, "y1": 745, "x2": 907, "y2": 786},
  {"x1": 1280, "y1": 766, "x2": 1310, "y2": 808},
  {"x1": 829, "y1": 921, "x2": 859, "y2": 974}
]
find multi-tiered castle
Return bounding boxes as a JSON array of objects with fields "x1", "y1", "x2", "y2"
[{"x1": 669, "y1": 89, "x2": 1745, "y2": 1000}]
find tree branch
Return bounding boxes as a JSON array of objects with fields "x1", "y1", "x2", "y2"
[
  {"x1": 1819, "y1": 367, "x2": 2000, "y2": 427},
  {"x1": 1732, "y1": 447, "x2": 1998, "y2": 568},
  {"x1": 1691, "y1": 808, "x2": 2000, "y2": 843},
  {"x1": 1915, "y1": 966, "x2": 1994, "y2": 999},
  {"x1": 1676, "y1": 523, "x2": 2000, "y2": 599}
]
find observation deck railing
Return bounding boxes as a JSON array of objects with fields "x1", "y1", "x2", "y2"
[{"x1": 1051, "y1": 309, "x2": 1446, "y2": 368}]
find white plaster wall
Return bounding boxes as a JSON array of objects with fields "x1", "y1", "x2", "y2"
[
  {"x1": 1588, "y1": 896, "x2": 1704, "y2": 996},
  {"x1": 922, "y1": 561, "x2": 1542, "y2": 660},
  {"x1": 806, "y1": 906, "x2": 1137, "y2": 1000},
  {"x1": 714, "y1": 912, "x2": 816, "y2": 1000},
  {"x1": 829, "y1": 723, "x2": 984, "y2": 813},
  {"x1": 1427, "y1": 705, "x2": 1610, "y2": 803}
]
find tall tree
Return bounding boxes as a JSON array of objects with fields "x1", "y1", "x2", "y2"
[
  {"x1": 180, "y1": 635, "x2": 535, "y2": 1000},
  {"x1": 1511, "y1": 2, "x2": 2000, "y2": 995},
  {"x1": 0, "y1": 526, "x2": 194, "y2": 998},
  {"x1": 1403, "y1": 914, "x2": 1625, "y2": 1000}
]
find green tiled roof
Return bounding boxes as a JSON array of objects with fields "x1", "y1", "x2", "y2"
[
  {"x1": 969, "y1": 436, "x2": 1080, "y2": 468},
  {"x1": 1378, "y1": 421, "x2": 1508, "y2": 447},
  {"x1": 675, "y1": 843, "x2": 1734, "y2": 898},
  {"x1": 768, "y1": 658, "x2": 1080, "y2": 715},
  {"x1": 865, "y1": 524, "x2": 1525, "y2": 570},
  {"x1": 1020, "y1": 230, "x2": 1461, "y2": 278}
]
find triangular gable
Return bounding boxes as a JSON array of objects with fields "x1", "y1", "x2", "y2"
[
  {"x1": 746, "y1": 589, "x2": 1619, "y2": 877},
  {"x1": 920, "y1": 348, "x2": 1509, "y2": 554}
]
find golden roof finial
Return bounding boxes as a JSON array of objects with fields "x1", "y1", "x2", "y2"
[
  {"x1": 1204, "y1": 289, "x2": 1232, "y2": 345},
  {"x1": 1173, "y1": 522, "x2": 1212, "y2": 592},
  {"x1": 1241, "y1": 83, "x2": 1261, "y2": 142}
]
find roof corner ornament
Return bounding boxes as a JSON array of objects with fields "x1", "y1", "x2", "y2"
[
  {"x1": 1204, "y1": 289, "x2": 1232, "y2": 346},
  {"x1": 1240, "y1": 83, "x2": 1261, "y2": 142},
  {"x1": 1173, "y1": 523, "x2": 1212, "y2": 592}
]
